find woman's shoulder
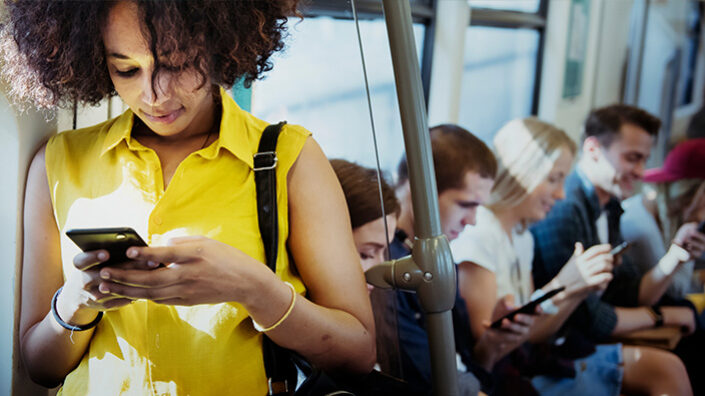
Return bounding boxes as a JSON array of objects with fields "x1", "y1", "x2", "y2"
[
  {"x1": 220, "y1": 91, "x2": 311, "y2": 162},
  {"x1": 451, "y1": 207, "x2": 504, "y2": 270},
  {"x1": 47, "y1": 115, "x2": 122, "y2": 153},
  {"x1": 455, "y1": 207, "x2": 503, "y2": 245},
  {"x1": 244, "y1": 114, "x2": 311, "y2": 147}
]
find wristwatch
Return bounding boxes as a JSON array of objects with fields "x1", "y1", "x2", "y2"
[{"x1": 648, "y1": 305, "x2": 664, "y2": 328}]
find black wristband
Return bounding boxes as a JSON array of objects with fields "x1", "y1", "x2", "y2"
[
  {"x1": 649, "y1": 305, "x2": 664, "y2": 328},
  {"x1": 51, "y1": 287, "x2": 103, "y2": 331}
]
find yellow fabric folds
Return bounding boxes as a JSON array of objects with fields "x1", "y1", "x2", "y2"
[{"x1": 46, "y1": 88, "x2": 309, "y2": 395}]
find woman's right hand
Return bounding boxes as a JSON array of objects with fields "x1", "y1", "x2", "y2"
[
  {"x1": 553, "y1": 242, "x2": 614, "y2": 297},
  {"x1": 56, "y1": 249, "x2": 157, "y2": 325},
  {"x1": 474, "y1": 295, "x2": 537, "y2": 369}
]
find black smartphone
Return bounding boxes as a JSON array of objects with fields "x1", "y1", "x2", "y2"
[
  {"x1": 610, "y1": 241, "x2": 634, "y2": 258},
  {"x1": 698, "y1": 221, "x2": 705, "y2": 234},
  {"x1": 490, "y1": 286, "x2": 565, "y2": 329},
  {"x1": 66, "y1": 227, "x2": 148, "y2": 266}
]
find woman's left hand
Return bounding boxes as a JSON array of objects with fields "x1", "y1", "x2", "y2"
[
  {"x1": 674, "y1": 222, "x2": 705, "y2": 259},
  {"x1": 96, "y1": 236, "x2": 269, "y2": 306}
]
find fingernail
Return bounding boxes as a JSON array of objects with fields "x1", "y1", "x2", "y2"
[
  {"x1": 127, "y1": 248, "x2": 138, "y2": 258},
  {"x1": 98, "y1": 252, "x2": 108, "y2": 261},
  {"x1": 99, "y1": 283, "x2": 110, "y2": 294},
  {"x1": 148, "y1": 260, "x2": 158, "y2": 268},
  {"x1": 100, "y1": 270, "x2": 110, "y2": 279}
]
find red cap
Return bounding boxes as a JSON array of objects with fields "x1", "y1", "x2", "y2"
[{"x1": 643, "y1": 138, "x2": 705, "y2": 183}]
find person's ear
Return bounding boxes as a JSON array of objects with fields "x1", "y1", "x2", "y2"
[{"x1": 583, "y1": 136, "x2": 602, "y2": 162}]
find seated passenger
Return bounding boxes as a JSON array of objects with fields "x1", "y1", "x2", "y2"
[
  {"x1": 8, "y1": 1, "x2": 375, "y2": 394},
  {"x1": 331, "y1": 159, "x2": 399, "y2": 286},
  {"x1": 393, "y1": 124, "x2": 538, "y2": 395},
  {"x1": 331, "y1": 158, "x2": 405, "y2": 378},
  {"x1": 621, "y1": 138, "x2": 705, "y2": 300},
  {"x1": 530, "y1": 105, "x2": 695, "y2": 395},
  {"x1": 453, "y1": 117, "x2": 690, "y2": 395}
]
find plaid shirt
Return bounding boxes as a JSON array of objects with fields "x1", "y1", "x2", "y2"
[{"x1": 530, "y1": 169, "x2": 641, "y2": 342}]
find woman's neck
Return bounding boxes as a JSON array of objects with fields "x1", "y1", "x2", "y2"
[{"x1": 491, "y1": 206, "x2": 522, "y2": 239}]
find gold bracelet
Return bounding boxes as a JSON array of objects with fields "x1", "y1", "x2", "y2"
[{"x1": 253, "y1": 281, "x2": 297, "y2": 332}]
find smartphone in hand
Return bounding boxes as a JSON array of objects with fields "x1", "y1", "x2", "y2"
[
  {"x1": 66, "y1": 227, "x2": 147, "y2": 267},
  {"x1": 490, "y1": 286, "x2": 565, "y2": 329},
  {"x1": 610, "y1": 241, "x2": 634, "y2": 259}
]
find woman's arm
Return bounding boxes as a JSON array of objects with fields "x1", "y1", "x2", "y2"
[
  {"x1": 458, "y1": 261, "x2": 534, "y2": 370},
  {"x1": 638, "y1": 224, "x2": 704, "y2": 305},
  {"x1": 20, "y1": 146, "x2": 94, "y2": 386},
  {"x1": 263, "y1": 137, "x2": 376, "y2": 372},
  {"x1": 526, "y1": 279, "x2": 583, "y2": 343},
  {"x1": 458, "y1": 262, "x2": 497, "y2": 340},
  {"x1": 528, "y1": 243, "x2": 614, "y2": 342}
]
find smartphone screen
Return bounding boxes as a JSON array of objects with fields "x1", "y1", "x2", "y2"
[
  {"x1": 66, "y1": 227, "x2": 147, "y2": 267},
  {"x1": 490, "y1": 286, "x2": 565, "y2": 329}
]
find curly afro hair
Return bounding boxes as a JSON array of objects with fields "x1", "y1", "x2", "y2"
[{"x1": 0, "y1": 0, "x2": 299, "y2": 109}]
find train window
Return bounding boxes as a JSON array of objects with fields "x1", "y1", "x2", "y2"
[
  {"x1": 677, "y1": 1, "x2": 702, "y2": 108},
  {"x1": 469, "y1": 0, "x2": 540, "y2": 14},
  {"x1": 251, "y1": 17, "x2": 425, "y2": 173},
  {"x1": 457, "y1": 26, "x2": 539, "y2": 143}
]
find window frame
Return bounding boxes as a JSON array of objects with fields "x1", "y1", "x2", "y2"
[
  {"x1": 299, "y1": 0, "x2": 548, "y2": 114},
  {"x1": 297, "y1": 0, "x2": 436, "y2": 106},
  {"x1": 467, "y1": 0, "x2": 548, "y2": 115}
]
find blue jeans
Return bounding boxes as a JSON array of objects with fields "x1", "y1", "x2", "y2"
[{"x1": 531, "y1": 343, "x2": 623, "y2": 396}]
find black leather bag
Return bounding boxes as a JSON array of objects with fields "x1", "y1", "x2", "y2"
[{"x1": 254, "y1": 123, "x2": 416, "y2": 396}]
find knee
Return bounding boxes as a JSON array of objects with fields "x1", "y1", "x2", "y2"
[
  {"x1": 646, "y1": 349, "x2": 691, "y2": 395},
  {"x1": 625, "y1": 346, "x2": 692, "y2": 396}
]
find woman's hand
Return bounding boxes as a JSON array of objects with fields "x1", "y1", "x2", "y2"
[
  {"x1": 673, "y1": 222, "x2": 705, "y2": 259},
  {"x1": 553, "y1": 242, "x2": 613, "y2": 297},
  {"x1": 474, "y1": 295, "x2": 537, "y2": 370},
  {"x1": 95, "y1": 236, "x2": 270, "y2": 306},
  {"x1": 56, "y1": 249, "x2": 155, "y2": 326}
]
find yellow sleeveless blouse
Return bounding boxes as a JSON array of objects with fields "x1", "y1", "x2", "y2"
[{"x1": 45, "y1": 89, "x2": 310, "y2": 395}]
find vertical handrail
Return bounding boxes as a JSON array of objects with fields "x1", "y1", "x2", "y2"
[{"x1": 381, "y1": 1, "x2": 459, "y2": 394}]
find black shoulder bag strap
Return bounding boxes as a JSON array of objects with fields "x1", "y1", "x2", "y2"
[{"x1": 254, "y1": 121, "x2": 294, "y2": 396}]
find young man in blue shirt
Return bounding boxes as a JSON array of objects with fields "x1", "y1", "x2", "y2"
[{"x1": 392, "y1": 124, "x2": 536, "y2": 395}]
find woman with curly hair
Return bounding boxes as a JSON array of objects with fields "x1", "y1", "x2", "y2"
[{"x1": 4, "y1": 1, "x2": 375, "y2": 394}]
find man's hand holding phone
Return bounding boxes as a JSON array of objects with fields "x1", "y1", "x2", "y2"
[{"x1": 552, "y1": 242, "x2": 614, "y2": 297}]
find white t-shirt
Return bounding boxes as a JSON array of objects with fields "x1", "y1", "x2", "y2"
[{"x1": 451, "y1": 206, "x2": 534, "y2": 305}]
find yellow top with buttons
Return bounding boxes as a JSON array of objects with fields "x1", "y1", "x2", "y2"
[{"x1": 46, "y1": 88, "x2": 309, "y2": 396}]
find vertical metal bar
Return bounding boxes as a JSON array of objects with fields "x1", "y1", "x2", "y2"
[
  {"x1": 531, "y1": 0, "x2": 548, "y2": 115},
  {"x1": 382, "y1": 1, "x2": 458, "y2": 394},
  {"x1": 624, "y1": 0, "x2": 650, "y2": 105},
  {"x1": 420, "y1": 0, "x2": 438, "y2": 109},
  {"x1": 382, "y1": 0, "x2": 440, "y2": 239}
]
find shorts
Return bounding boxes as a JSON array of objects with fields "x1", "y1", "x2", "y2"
[{"x1": 531, "y1": 343, "x2": 623, "y2": 396}]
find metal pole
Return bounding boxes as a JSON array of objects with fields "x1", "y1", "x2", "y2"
[{"x1": 381, "y1": 1, "x2": 458, "y2": 394}]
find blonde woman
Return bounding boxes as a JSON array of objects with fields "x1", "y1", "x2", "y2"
[{"x1": 451, "y1": 118, "x2": 691, "y2": 395}]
